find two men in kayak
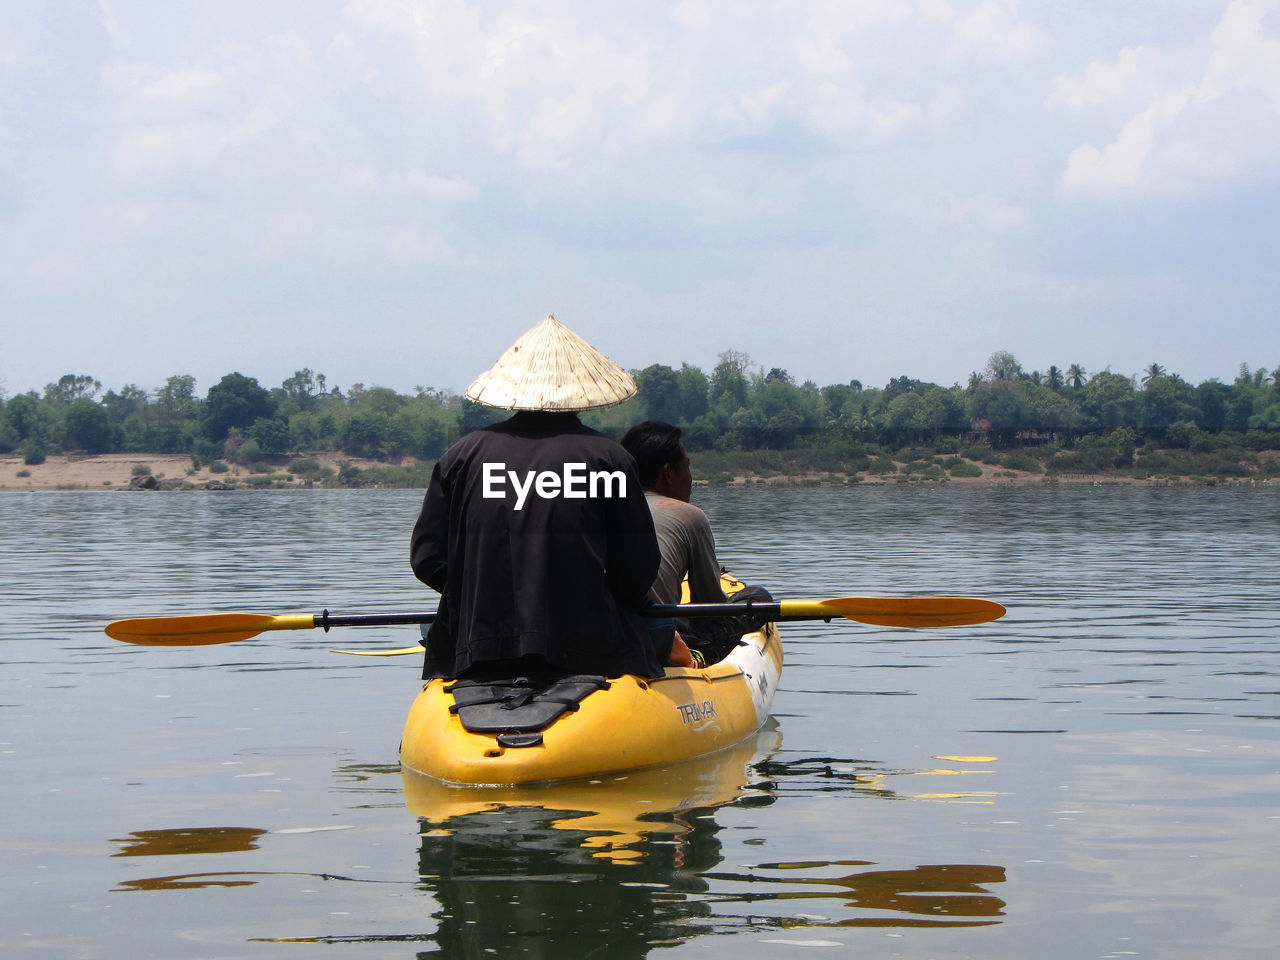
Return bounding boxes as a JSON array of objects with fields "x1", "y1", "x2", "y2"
[{"x1": 410, "y1": 316, "x2": 696, "y2": 680}]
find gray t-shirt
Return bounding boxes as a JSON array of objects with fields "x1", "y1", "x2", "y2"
[{"x1": 644, "y1": 491, "x2": 728, "y2": 605}]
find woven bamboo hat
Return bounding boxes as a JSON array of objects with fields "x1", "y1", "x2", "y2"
[{"x1": 465, "y1": 315, "x2": 637, "y2": 411}]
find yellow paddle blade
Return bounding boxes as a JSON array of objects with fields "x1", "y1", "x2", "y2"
[
  {"x1": 329, "y1": 646, "x2": 423, "y2": 657},
  {"x1": 104, "y1": 613, "x2": 316, "y2": 646},
  {"x1": 779, "y1": 596, "x2": 1005, "y2": 628}
]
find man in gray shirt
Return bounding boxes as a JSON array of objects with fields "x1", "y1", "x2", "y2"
[{"x1": 620, "y1": 421, "x2": 773, "y2": 665}]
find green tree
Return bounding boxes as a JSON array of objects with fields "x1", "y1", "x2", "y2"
[
  {"x1": 752, "y1": 373, "x2": 818, "y2": 447},
  {"x1": 203, "y1": 373, "x2": 275, "y2": 442},
  {"x1": 2, "y1": 393, "x2": 40, "y2": 444},
  {"x1": 1247, "y1": 405, "x2": 1280, "y2": 431},
  {"x1": 725, "y1": 406, "x2": 765, "y2": 449},
  {"x1": 1196, "y1": 380, "x2": 1230, "y2": 431},
  {"x1": 63, "y1": 397, "x2": 114, "y2": 453},
  {"x1": 1082, "y1": 371, "x2": 1137, "y2": 432},
  {"x1": 359, "y1": 386, "x2": 407, "y2": 418},
  {"x1": 918, "y1": 387, "x2": 966, "y2": 438},
  {"x1": 340, "y1": 411, "x2": 386, "y2": 458},
  {"x1": 1110, "y1": 426, "x2": 1138, "y2": 467},
  {"x1": 44, "y1": 374, "x2": 102, "y2": 405},
  {"x1": 709, "y1": 351, "x2": 751, "y2": 412},
  {"x1": 101, "y1": 385, "x2": 150, "y2": 452},
  {"x1": 969, "y1": 382, "x2": 1027, "y2": 446},
  {"x1": 984, "y1": 351, "x2": 1023, "y2": 383},
  {"x1": 883, "y1": 375, "x2": 930, "y2": 402},
  {"x1": 1140, "y1": 376, "x2": 1198, "y2": 439},
  {"x1": 635, "y1": 364, "x2": 682, "y2": 423},
  {"x1": 148, "y1": 375, "x2": 199, "y2": 452},
  {"x1": 249, "y1": 417, "x2": 291, "y2": 454},
  {"x1": 156, "y1": 375, "x2": 198, "y2": 417},
  {"x1": 1025, "y1": 383, "x2": 1080, "y2": 442},
  {"x1": 1225, "y1": 392, "x2": 1254, "y2": 431},
  {"x1": 1066, "y1": 364, "x2": 1088, "y2": 391},
  {"x1": 676, "y1": 364, "x2": 709, "y2": 423},
  {"x1": 881, "y1": 392, "x2": 923, "y2": 445},
  {"x1": 21, "y1": 436, "x2": 46, "y2": 465},
  {"x1": 278, "y1": 369, "x2": 325, "y2": 415}
]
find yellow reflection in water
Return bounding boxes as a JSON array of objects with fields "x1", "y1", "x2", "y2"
[
  {"x1": 723, "y1": 860, "x2": 1007, "y2": 928},
  {"x1": 849, "y1": 754, "x2": 1000, "y2": 804},
  {"x1": 110, "y1": 826, "x2": 266, "y2": 857},
  {"x1": 115, "y1": 871, "x2": 264, "y2": 892},
  {"x1": 403, "y1": 724, "x2": 779, "y2": 862}
]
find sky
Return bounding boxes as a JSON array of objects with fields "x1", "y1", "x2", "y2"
[{"x1": 2, "y1": 0, "x2": 1278, "y2": 401}]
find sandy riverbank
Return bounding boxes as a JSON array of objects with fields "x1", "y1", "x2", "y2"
[
  {"x1": 0, "y1": 452, "x2": 1194, "y2": 491},
  {"x1": 0, "y1": 453, "x2": 399, "y2": 491}
]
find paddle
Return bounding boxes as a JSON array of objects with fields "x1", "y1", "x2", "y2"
[{"x1": 104, "y1": 597, "x2": 1005, "y2": 649}]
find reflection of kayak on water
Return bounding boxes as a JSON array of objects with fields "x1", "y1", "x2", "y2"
[
  {"x1": 400, "y1": 573, "x2": 783, "y2": 786},
  {"x1": 404, "y1": 720, "x2": 782, "y2": 860}
]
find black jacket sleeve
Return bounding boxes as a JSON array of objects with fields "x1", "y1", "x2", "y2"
[
  {"x1": 410, "y1": 460, "x2": 450, "y2": 593},
  {"x1": 604, "y1": 456, "x2": 661, "y2": 610}
]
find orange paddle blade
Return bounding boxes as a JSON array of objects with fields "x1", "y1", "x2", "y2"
[
  {"x1": 780, "y1": 597, "x2": 1006, "y2": 628},
  {"x1": 105, "y1": 613, "x2": 316, "y2": 645}
]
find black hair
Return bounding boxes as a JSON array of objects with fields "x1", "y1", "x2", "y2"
[{"x1": 620, "y1": 421, "x2": 684, "y2": 487}]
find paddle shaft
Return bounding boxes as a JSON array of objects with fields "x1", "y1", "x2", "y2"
[
  {"x1": 280, "y1": 605, "x2": 790, "y2": 630},
  {"x1": 314, "y1": 611, "x2": 437, "y2": 630},
  {"x1": 648, "y1": 601, "x2": 813, "y2": 621}
]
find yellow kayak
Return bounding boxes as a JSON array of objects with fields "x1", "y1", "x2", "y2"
[{"x1": 400, "y1": 575, "x2": 783, "y2": 786}]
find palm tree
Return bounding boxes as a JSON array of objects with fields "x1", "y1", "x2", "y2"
[
  {"x1": 1142, "y1": 363, "x2": 1166, "y2": 386},
  {"x1": 1046, "y1": 365, "x2": 1064, "y2": 392},
  {"x1": 1066, "y1": 364, "x2": 1087, "y2": 391}
]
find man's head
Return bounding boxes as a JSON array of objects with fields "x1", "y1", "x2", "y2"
[{"x1": 620, "y1": 420, "x2": 693, "y2": 501}]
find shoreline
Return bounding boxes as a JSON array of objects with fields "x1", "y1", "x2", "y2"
[
  {"x1": 2, "y1": 453, "x2": 1271, "y2": 491},
  {"x1": 0, "y1": 453, "x2": 393, "y2": 491}
]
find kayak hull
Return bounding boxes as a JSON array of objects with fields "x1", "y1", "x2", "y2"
[{"x1": 400, "y1": 617, "x2": 783, "y2": 786}]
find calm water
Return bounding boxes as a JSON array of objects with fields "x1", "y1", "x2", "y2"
[{"x1": 2, "y1": 485, "x2": 1278, "y2": 959}]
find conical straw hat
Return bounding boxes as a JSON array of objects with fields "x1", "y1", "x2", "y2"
[{"x1": 465, "y1": 315, "x2": 637, "y2": 411}]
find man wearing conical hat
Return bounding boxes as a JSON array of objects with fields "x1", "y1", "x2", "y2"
[{"x1": 411, "y1": 316, "x2": 694, "y2": 679}]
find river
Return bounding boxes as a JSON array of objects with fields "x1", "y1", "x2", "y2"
[{"x1": 1, "y1": 485, "x2": 1278, "y2": 958}]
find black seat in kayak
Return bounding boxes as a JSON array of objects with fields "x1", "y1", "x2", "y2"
[{"x1": 444, "y1": 676, "x2": 611, "y2": 746}]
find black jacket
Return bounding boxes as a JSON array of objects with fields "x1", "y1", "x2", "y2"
[{"x1": 411, "y1": 412, "x2": 663, "y2": 679}]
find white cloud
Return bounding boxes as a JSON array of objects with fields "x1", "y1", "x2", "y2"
[
  {"x1": 949, "y1": 0, "x2": 1038, "y2": 59},
  {"x1": 398, "y1": 170, "x2": 480, "y2": 203},
  {"x1": 1059, "y1": 0, "x2": 1280, "y2": 197},
  {"x1": 1048, "y1": 47, "x2": 1145, "y2": 110},
  {"x1": 1199, "y1": 0, "x2": 1280, "y2": 107},
  {"x1": 1061, "y1": 87, "x2": 1196, "y2": 192},
  {"x1": 105, "y1": 35, "x2": 314, "y2": 182},
  {"x1": 334, "y1": 0, "x2": 1028, "y2": 173}
]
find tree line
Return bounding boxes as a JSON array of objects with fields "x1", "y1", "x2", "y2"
[{"x1": 3, "y1": 352, "x2": 1279, "y2": 476}]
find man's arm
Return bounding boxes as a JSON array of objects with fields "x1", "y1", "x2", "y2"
[
  {"x1": 685, "y1": 506, "x2": 729, "y2": 603},
  {"x1": 410, "y1": 461, "x2": 450, "y2": 593}
]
